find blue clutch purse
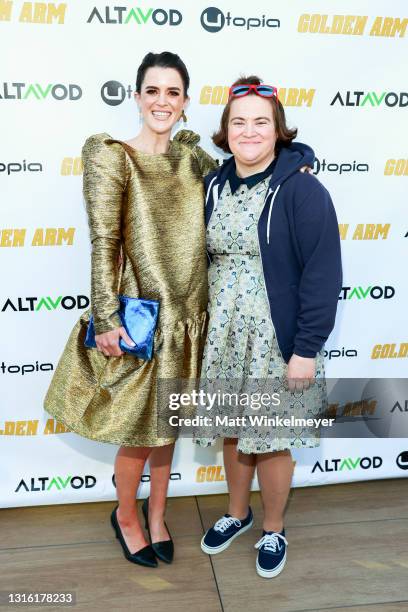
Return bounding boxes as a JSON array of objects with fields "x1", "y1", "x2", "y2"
[{"x1": 84, "y1": 295, "x2": 159, "y2": 361}]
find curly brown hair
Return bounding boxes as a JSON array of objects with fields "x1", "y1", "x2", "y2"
[{"x1": 212, "y1": 75, "x2": 297, "y2": 154}]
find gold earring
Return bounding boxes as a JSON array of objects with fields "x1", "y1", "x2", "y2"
[{"x1": 181, "y1": 109, "x2": 187, "y2": 123}]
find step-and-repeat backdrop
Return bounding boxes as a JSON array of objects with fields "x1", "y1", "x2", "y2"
[{"x1": 1, "y1": 1, "x2": 407, "y2": 507}]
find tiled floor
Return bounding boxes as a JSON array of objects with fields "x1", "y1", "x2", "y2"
[{"x1": 1, "y1": 479, "x2": 408, "y2": 611}]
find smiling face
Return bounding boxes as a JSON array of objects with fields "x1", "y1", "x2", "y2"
[
  {"x1": 135, "y1": 66, "x2": 188, "y2": 135},
  {"x1": 227, "y1": 95, "x2": 277, "y2": 171}
]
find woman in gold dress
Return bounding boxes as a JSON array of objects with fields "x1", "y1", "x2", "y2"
[{"x1": 44, "y1": 52, "x2": 216, "y2": 567}]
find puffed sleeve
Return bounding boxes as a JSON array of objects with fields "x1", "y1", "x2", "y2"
[
  {"x1": 173, "y1": 129, "x2": 218, "y2": 176},
  {"x1": 82, "y1": 133, "x2": 127, "y2": 334}
]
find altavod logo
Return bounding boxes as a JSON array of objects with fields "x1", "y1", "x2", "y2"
[
  {"x1": 15, "y1": 475, "x2": 97, "y2": 492},
  {"x1": 0, "y1": 82, "x2": 81, "y2": 101},
  {"x1": 339, "y1": 286, "x2": 395, "y2": 300},
  {"x1": 1, "y1": 295, "x2": 89, "y2": 312},
  {"x1": 87, "y1": 6, "x2": 182, "y2": 26},
  {"x1": 312, "y1": 456, "x2": 382, "y2": 473},
  {"x1": 331, "y1": 90, "x2": 408, "y2": 107},
  {"x1": 200, "y1": 6, "x2": 280, "y2": 33}
]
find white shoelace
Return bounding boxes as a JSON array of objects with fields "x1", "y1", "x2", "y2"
[
  {"x1": 214, "y1": 515, "x2": 242, "y2": 533},
  {"x1": 255, "y1": 532, "x2": 288, "y2": 552}
]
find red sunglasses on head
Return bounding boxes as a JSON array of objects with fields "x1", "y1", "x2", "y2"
[{"x1": 228, "y1": 84, "x2": 279, "y2": 101}]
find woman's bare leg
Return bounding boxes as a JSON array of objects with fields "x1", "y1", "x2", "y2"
[
  {"x1": 256, "y1": 449, "x2": 294, "y2": 532},
  {"x1": 115, "y1": 445, "x2": 151, "y2": 553},
  {"x1": 223, "y1": 438, "x2": 256, "y2": 519},
  {"x1": 147, "y1": 442, "x2": 175, "y2": 542}
]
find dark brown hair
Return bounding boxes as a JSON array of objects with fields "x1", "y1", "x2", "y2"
[
  {"x1": 136, "y1": 51, "x2": 190, "y2": 96},
  {"x1": 212, "y1": 75, "x2": 297, "y2": 154}
]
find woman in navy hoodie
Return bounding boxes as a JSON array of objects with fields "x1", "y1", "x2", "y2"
[{"x1": 196, "y1": 76, "x2": 342, "y2": 578}]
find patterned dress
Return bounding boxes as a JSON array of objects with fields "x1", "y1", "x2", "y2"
[{"x1": 195, "y1": 170, "x2": 327, "y2": 454}]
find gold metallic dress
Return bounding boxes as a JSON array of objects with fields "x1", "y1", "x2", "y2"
[{"x1": 44, "y1": 130, "x2": 217, "y2": 446}]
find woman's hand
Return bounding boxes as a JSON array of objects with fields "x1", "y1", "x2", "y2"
[
  {"x1": 300, "y1": 165, "x2": 314, "y2": 174},
  {"x1": 287, "y1": 354, "x2": 315, "y2": 391},
  {"x1": 95, "y1": 326, "x2": 135, "y2": 357}
]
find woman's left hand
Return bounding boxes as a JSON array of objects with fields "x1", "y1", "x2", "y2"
[
  {"x1": 287, "y1": 354, "x2": 315, "y2": 391},
  {"x1": 300, "y1": 165, "x2": 314, "y2": 174}
]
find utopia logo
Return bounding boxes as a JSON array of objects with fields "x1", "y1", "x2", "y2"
[
  {"x1": 396, "y1": 451, "x2": 408, "y2": 470},
  {"x1": 112, "y1": 472, "x2": 181, "y2": 486},
  {"x1": 0, "y1": 160, "x2": 43, "y2": 175},
  {"x1": 312, "y1": 456, "x2": 382, "y2": 473},
  {"x1": 331, "y1": 91, "x2": 408, "y2": 107},
  {"x1": 101, "y1": 81, "x2": 133, "y2": 106},
  {"x1": 324, "y1": 348, "x2": 358, "y2": 360},
  {"x1": 0, "y1": 2, "x2": 66, "y2": 24},
  {"x1": 314, "y1": 158, "x2": 369, "y2": 175},
  {"x1": 1, "y1": 360, "x2": 54, "y2": 375},
  {"x1": 0, "y1": 82, "x2": 81, "y2": 101},
  {"x1": 87, "y1": 6, "x2": 182, "y2": 26},
  {"x1": 1, "y1": 295, "x2": 89, "y2": 312},
  {"x1": 200, "y1": 6, "x2": 280, "y2": 33},
  {"x1": 15, "y1": 475, "x2": 97, "y2": 492},
  {"x1": 339, "y1": 286, "x2": 395, "y2": 300}
]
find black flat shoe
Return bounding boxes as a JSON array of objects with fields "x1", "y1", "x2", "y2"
[
  {"x1": 142, "y1": 497, "x2": 174, "y2": 564},
  {"x1": 111, "y1": 506, "x2": 158, "y2": 568}
]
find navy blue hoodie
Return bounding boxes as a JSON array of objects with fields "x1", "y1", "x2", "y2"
[{"x1": 204, "y1": 142, "x2": 343, "y2": 364}]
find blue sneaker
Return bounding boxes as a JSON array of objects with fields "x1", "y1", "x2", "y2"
[
  {"x1": 255, "y1": 528, "x2": 288, "y2": 578},
  {"x1": 201, "y1": 507, "x2": 253, "y2": 555}
]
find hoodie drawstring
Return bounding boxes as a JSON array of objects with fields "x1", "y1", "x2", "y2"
[
  {"x1": 205, "y1": 176, "x2": 217, "y2": 207},
  {"x1": 266, "y1": 185, "x2": 280, "y2": 245},
  {"x1": 212, "y1": 183, "x2": 219, "y2": 211}
]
